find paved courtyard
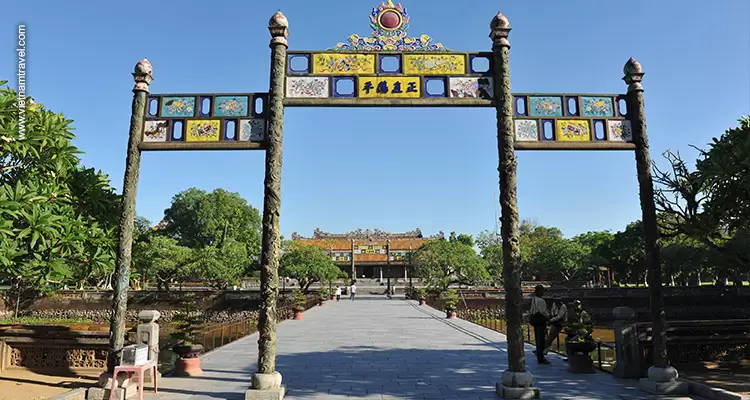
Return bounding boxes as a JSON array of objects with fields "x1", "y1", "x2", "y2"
[{"x1": 144, "y1": 297, "x2": 701, "y2": 400}]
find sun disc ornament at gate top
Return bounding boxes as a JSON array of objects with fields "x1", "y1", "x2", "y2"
[{"x1": 329, "y1": 0, "x2": 448, "y2": 51}]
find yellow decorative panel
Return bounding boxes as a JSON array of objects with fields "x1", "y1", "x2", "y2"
[
  {"x1": 359, "y1": 76, "x2": 421, "y2": 98},
  {"x1": 403, "y1": 54, "x2": 466, "y2": 75},
  {"x1": 556, "y1": 120, "x2": 591, "y2": 141},
  {"x1": 186, "y1": 120, "x2": 221, "y2": 142},
  {"x1": 312, "y1": 53, "x2": 376, "y2": 75}
]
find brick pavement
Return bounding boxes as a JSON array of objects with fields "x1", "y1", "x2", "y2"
[{"x1": 144, "y1": 296, "x2": 702, "y2": 400}]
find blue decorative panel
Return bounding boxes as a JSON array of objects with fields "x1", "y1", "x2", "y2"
[
  {"x1": 423, "y1": 77, "x2": 447, "y2": 98},
  {"x1": 378, "y1": 54, "x2": 402, "y2": 74},
  {"x1": 333, "y1": 77, "x2": 357, "y2": 98},
  {"x1": 528, "y1": 96, "x2": 563, "y2": 117},
  {"x1": 161, "y1": 97, "x2": 195, "y2": 118},
  {"x1": 514, "y1": 96, "x2": 528, "y2": 116},
  {"x1": 581, "y1": 96, "x2": 614, "y2": 117},
  {"x1": 214, "y1": 96, "x2": 249, "y2": 117},
  {"x1": 288, "y1": 54, "x2": 311, "y2": 74}
]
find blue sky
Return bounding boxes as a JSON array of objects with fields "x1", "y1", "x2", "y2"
[{"x1": 4, "y1": 0, "x2": 749, "y2": 240}]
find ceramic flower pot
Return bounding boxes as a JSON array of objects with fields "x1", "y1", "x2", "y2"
[
  {"x1": 293, "y1": 310, "x2": 303, "y2": 320},
  {"x1": 446, "y1": 310, "x2": 457, "y2": 319},
  {"x1": 419, "y1": 299, "x2": 426, "y2": 306},
  {"x1": 174, "y1": 357, "x2": 203, "y2": 377}
]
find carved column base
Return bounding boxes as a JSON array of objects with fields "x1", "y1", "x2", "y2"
[
  {"x1": 87, "y1": 372, "x2": 138, "y2": 400},
  {"x1": 638, "y1": 366, "x2": 689, "y2": 395},
  {"x1": 246, "y1": 372, "x2": 286, "y2": 400},
  {"x1": 495, "y1": 371, "x2": 540, "y2": 399}
]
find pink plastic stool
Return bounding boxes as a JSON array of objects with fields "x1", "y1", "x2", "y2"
[{"x1": 109, "y1": 361, "x2": 158, "y2": 400}]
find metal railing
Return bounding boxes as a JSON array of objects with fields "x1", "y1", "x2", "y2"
[
  {"x1": 453, "y1": 308, "x2": 617, "y2": 372},
  {"x1": 197, "y1": 296, "x2": 320, "y2": 353},
  {"x1": 425, "y1": 300, "x2": 617, "y2": 372}
]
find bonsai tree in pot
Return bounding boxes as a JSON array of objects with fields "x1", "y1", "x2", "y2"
[
  {"x1": 443, "y1": 289, "x2": 459, "y2": 319},
  {"x1": 292, "y1": 289, "x2": 307, "y2": 320},
  {"x1": 563, "y1": 300, "x2": 596, "y2": 373},
  {"x1": 317, "y1": 287, "x2": 329, "y2": 306},
  {"x1": 416, "y1": 288, "x2": 427, "y2": 306},
  {"x1": 171, "y1": 293, "x2": 205, "y2": 377}
]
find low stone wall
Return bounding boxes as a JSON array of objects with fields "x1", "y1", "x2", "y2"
[
  {"x1": 0, "y1": 325, "x2": 109, "y2": 372},
  {"x1": 8, "y1": 290, "x2": 291, "y2": 324},
  {"x1": 23, "y1": 308, "x2": 260, "y2": 325}
]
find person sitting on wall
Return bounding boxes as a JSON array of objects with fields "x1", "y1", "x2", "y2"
[{"x1": 544, "y1": 297, "x2": 568, "y2": 355}]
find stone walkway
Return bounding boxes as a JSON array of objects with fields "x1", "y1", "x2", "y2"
[{"x1": 144, "y1": 297, "x2": 702, "y2": 400}]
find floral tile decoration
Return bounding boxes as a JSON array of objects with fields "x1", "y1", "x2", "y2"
[
  {"x1": 286, "y1": 77, "x2": 330, "y2": 98},
  {"x1": 214, "y1": 96, "x2": 249, "y2": 117}
]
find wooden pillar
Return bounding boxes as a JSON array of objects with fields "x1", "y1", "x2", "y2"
[
  {"x1": 491, "y1": 12, "x2": 539, "y2": 398},
  {"x1": 107, "y1": 58, "x2": 151, "y2": 373},
  {"x1": 255, "y1": 9, "x2": 288, "y2": 382}
]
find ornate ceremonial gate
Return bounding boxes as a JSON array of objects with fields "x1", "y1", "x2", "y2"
[{"x1": 113, "y1": 2, "x2": 674, "y2": 398}]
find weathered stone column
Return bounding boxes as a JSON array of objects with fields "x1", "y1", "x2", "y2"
[
  {"x1": 625, "y1": 58, "x2": 687, "y2": 395},
  {"x1": 108, "y1": 58, "x2": 151, "y2": 373},
  {"x1": 136, "y1": 310, "x2": 162, "y2": 384},
  {"x1": 91, "y1": 58, "x2": 151, "y2": 400},
  {"x1": 491, "y1": 12, "x2": 539, "y2": 399},
  {"x1": 612, "y1": 306, "x2": 641, "y2": 379},
  {"x1": 247, "y1": 10, "x2": 288, "y2": 400}
]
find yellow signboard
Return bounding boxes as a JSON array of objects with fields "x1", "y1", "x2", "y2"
[
  {"x1": 403, "y1": 54, "x2": 466, "y2": 75},
  {"x1": 556, "y1": 120, "x2": 591, "y2": 141},
  {"x1": 186, "y1": 120, "x2": 221, "y2": 142},
  {"x1": 312, "y1": 53, "x2": 376, "y2": 75},
  {"x1": 359, "y1": 76, "x2": 421, "y2": 98}
]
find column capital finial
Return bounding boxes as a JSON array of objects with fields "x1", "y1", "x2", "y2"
[
  {"x1": 489, "y1": 12, "x2": 511, "y2": 49},
  {"x1": 269, "y1": 10, "x2": 289, "y2": 47},
  {"x1": 133, "y1": 58, "x2": 153, "y2": 93},
  {"x1": 623, "y1": 57, "x2": 644, "y2": 92}
]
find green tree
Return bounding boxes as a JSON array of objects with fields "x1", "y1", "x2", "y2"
[
  {"x1": 411, "y1": 240, "x2": 489, "y2": 292},
  {"x1": 0, "y1": 81, "x2": 120, "y2": 290},
  {"x1": 476, "y1": 230, "x2": 503, "y2": 281},
  {"x1": 449, "y1": 231, "x2": 475, "y2": 247},
  {"x1": 572, "y1": 231, "x2": 615, "y2": 280},
  {"x1": 162, "y1": 187, "x2": 262, "y2": 252},
  {"x1": 653, "y1": 117, "x2": 750, "y2": 286},
  {"x1": 132, "y1": 235, "x2": 192, "y2": 291},
  {"x1": 280, "y1": 243, "x2": 345, "y2": 291},
  {"x1": 188, "y1": 239, "x2": 247, "y2": 290},
  {"x1": 526, "y1": 236, "x2": 589, "y2": 281},
  {"x1": 606, "y1": 221, "x2": 646, "y2": 285}
]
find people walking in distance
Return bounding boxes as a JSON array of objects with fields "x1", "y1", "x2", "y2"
[
  {"x1": 544, "y1": 297, "x2": 568, "y2": 355},
  {"x1": 335, "y1": 286, "x2": 342, "y2": 302},
  {"x1": 350, "y1": 282, "x2": 357, "y2": 301},
  {"x1": 527, "y1": 284, "x2": 551, "y2": 364}
]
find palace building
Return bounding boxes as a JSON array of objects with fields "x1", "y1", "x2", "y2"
[{"x1": 291, "y1": 228, "x2": 444, "y2": 280}]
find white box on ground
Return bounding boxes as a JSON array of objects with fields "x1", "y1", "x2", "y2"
[{"x1": 121, "y1": 344, "x2": 149, "y2": 366}]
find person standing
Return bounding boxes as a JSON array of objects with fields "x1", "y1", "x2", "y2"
[
  {"x1": 527, "y1": 285, "x2": 550, "y2": 364},
  {"x1": 544, "y1": 297, "x2": 568, "y2": 355},
  {"x1": 335, "y1": 286, "x2": 342, "y2": 302},
  {"x1": 350, "y1": 282, "x2": 357, "y2": 301}
]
